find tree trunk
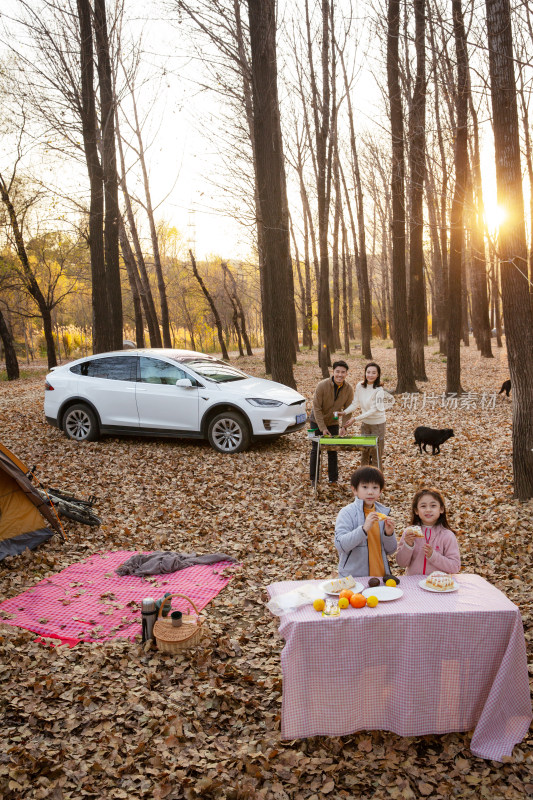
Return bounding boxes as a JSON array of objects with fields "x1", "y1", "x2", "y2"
[
  {"x1": 0, "y1": 307, "x2": 19, "y2": 380},
  {"x1": 305, "y1": 0, "x2": 333, "y2": 376},
  {"x1": 94, "y1": 0, "x2": 122, "y2": 350},
  {"x1": 189, "y1": 251, "x2": 230, "y2": 361},
  {"x1": 518, "y1": 69, "x2": 533, "y2": 318},
  {"x1": 461, "y1": 262, "x2": 470, "y2": 346},
  {"x1": 339, "y1": 162, "x2": 366, "y2": 350},
  {"x1": 353, "y1": 142, "x2": 373, "y2": 359},
  {"x1": 222, "y1": 262, "x2": 254, "y2": 356},
  {"x1": 247, "y1": 0, "x2": 296, "y2": 388},
  {"x1": 466, "y1": 52, "x2": 493, "y2": 357},
  {"x1": 338, "y1": 48, "x2": 372, "y2": 358},
  {"x1": 0, "y1": 174, "x2": 57, "y2": 368},
  {"x1": 486, "y1": 0, "x2": 533, "y2": 498},
  {"x1": 301, "y1": 196, "x2": 314, "y2": 348},
  {"x1": 387, "y1": 0, "x2": 417, "y2": 393},
  {"x1": 233, "y1": 0, "x2": 271, "y2": 370},
  {"x1": 125, "y1": 78, "x2": 172, "y2": 346},
  {"x1": 77, "y1": 0, "x2": 110, "y2": 354},
  {"x1": 41, "y1": 308, "x2": 57, "y2": 371},
  {"x1": 115, "y1": 110, "x2": 162, "y2": 347},
  {"x1": 427, "y1": 1, "x2": 449, "y2": 355},
  {"x1": 447, "y1": 0, "x2": 468, "y2": 395},
  {"x1": 332, "y1": 148, "x2": 342, "y2": 351},
  {"x1": 118, "y1": 218, "x2": 145, "y2": 347},
  {"x1": 222, "y1": 262, "x2": 245, "y2": 356},
  {"x1": 342, "y1": 222, "x2": 350, "y2": 354},
  {"x1": 289, "y1": 217, "x2": 308, "y2": 349},
  {"x1": 408, "y1": 0, "x2": 428, "y2": 380}
]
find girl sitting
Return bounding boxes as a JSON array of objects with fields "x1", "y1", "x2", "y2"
[{"x1": 396, "y1": 487, "x2": 461, "y2": 575}]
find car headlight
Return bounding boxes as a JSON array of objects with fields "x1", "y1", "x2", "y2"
[{"x1": 246, "y1": 398, "x2": 283, "y2": 407}]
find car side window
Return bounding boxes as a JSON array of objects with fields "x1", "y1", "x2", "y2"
[
  {"x1": 139, "y1": 357, "x2": 192, "y2": 386},
  {"x1": 74, "y1": 356, "x2": 137, "y2": 381}
]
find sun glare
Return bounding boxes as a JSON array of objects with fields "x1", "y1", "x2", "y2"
[{"x1": 485, "y1": 201, "x2": 507, "y2": 232}]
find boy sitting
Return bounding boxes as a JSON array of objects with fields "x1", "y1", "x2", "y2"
[{"x1": 335, "y1": 467, "x2": 397, "y2": 578}]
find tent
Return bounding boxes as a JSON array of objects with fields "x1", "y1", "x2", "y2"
[{"x1": 0, "y1": 443, "x2": 62, "y2": 560}]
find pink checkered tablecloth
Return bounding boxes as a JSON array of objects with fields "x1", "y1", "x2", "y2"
[{"x1": 267, "y1": 574, "x2": 532, "y2": 760}]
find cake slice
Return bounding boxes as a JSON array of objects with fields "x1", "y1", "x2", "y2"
[
  {"x1": 425, "y1": 571, "x2": 454, "y2": 590},
  {"x1": 328, "y1": 575, "x2": 356, "y2": 593}
]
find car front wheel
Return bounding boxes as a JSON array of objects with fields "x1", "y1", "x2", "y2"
[
  {"x1": 207, "y1": 411, "x2": 250, "y2": 454},
  {"x1": 63, "y1": 404, "x2": 99, "y2": 442}
]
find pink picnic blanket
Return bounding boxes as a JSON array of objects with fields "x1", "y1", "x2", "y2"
[{"x1": 0, "y1": 550, "x2": 237, "y2": 646}]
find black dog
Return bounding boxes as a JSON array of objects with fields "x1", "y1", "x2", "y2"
[
  {"x1": 414, "y1": 426, "x2": 454, "y2": 455},
  {"x1": 498, "y1": 379, "x2": 511, "y2": 397}
]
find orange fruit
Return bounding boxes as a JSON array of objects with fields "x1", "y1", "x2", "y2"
[
  {"x1": 339, "y1": 589, "x2": 354, "y2": 601},
  {"x1": 338, "y1": 597, "x2": 349, "y2": 609},
  {"x1": 313, "y1": 598, "x2": 325, "y2": 612},
  {"x1": 366, "y1": 595, "x2": 379, "y2": 608},
  {"x1": 350, "y1": 593, "x2": 367, "y2": 608}
]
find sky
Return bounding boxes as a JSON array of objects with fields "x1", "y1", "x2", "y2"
[{"x1": 0, "y1": 0, "x2": 506, "y2": 260}]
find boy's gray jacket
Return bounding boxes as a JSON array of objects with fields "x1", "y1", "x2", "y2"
[{"x1": 335, "y1": 497, "x2": 397, "y2": 577}]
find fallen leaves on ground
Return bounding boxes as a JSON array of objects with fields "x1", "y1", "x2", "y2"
[{"x1": 0, "y1": 341, "x2": 531, "y2": 799}]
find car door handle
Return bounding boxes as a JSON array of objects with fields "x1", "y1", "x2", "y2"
[{"x1": 137, "y1": 386, "x2": 147, "y2": 392}]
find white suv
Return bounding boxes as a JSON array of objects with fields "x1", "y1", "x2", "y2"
[{"x1": 44, "y1": 349, "x2": 307, "y2": 454}]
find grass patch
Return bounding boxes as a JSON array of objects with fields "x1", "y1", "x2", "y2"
[{"x1": 0, "y1": 368, "x2": 48, "y2": 381}]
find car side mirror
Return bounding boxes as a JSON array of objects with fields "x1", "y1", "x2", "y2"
[{"x1": 175, "y1": 378, "x2": 194, "y2": 388}]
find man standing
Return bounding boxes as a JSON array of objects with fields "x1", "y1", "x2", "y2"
[{"x1": 309, "y1": 361, "x2": 354, "y2": 486}]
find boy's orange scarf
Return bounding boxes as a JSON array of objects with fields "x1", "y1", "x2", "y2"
[{"x1": 364, "y1": 505, "x2": 385, "y2": 577}]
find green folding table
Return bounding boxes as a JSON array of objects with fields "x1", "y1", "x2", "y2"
[{"x1": 309, "y1": 434, "x2": 380, "y2": 492}]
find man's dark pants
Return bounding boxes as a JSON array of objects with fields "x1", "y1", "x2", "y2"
[{"x1": 309, "y1": 424, "x2": 339, "y2": 483}]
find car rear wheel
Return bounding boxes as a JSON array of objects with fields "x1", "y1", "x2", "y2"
[
  {"x1": 63, "y1": 404, "x2": 99, "y2": 442},
  {"x1": 207, "y1": 411, "x2": 250, "y2": 454}
]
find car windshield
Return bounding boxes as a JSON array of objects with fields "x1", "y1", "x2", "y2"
[{"x1": 174, "y1": 357, "x2": 248, "y2": 383}]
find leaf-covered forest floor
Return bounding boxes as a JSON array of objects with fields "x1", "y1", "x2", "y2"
[{"x1": 0, "y1": 340, "x2": 531, "y2": 799}]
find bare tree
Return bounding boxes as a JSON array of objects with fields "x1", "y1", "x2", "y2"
[
  {"x1": 189, "y1": 250, "x2": 230, "y2": 360},
  {"x1": 93, "y1": 0, "x2": 122, "y2": 349},
  {"x1": 115, "y1": 109, "x2": 162, "y2": 347},
  {"x1": 485, "y1": 0, "x2": 533, "y2": 499},
  {"x1": 247, "y1": 0, "x2": 296, "y2": 388},
  {"x1": 386, "y1": 0, "x2": 417, "y2": 393},
  {"x1": 446, "y1": 0, "x2": 468, "y2": 395},
  {"x1": 222, "y1": 261, "x2": 253, "y2": 355},
  {"x1": 336, "y1": 44, "x2": 372, "y2": 358},
  {"x1": 0, "y1": 174, "x2": 58, "y2": 366},
  {"x1": 302, "y1": 0, "x2": 335, "y2": 375},
  {"x1": 119, "y1": 58, "x2": 172, "y2": 347},
  {"x1": 407, "y1": 0, "x2": 428, "y2": 380}
]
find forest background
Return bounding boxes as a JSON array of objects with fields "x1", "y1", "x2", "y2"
[{"x1": 0, "y1": 0, "x2": 532, "y2": 497}]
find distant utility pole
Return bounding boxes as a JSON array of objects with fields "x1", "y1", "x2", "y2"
[{"x1": 186, "y1": 209, "x2": 197, "y2": 259}]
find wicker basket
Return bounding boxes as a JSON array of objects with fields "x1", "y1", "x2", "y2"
[{"x1": 153, "y1": 593, "x2": 204, "y2": 653}]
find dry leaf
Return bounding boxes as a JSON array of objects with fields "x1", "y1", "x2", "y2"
[{"x1": 0, "y1": 346, "x2": 530, "y2": 800}]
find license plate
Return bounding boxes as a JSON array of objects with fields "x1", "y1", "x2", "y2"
[{"x1": 296, "y1": 413, "x2": 306, "y2": 424}]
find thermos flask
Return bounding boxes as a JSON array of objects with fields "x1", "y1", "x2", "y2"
[{"x1": 141, "y1": 597, "x2": 157, "y2": 642}]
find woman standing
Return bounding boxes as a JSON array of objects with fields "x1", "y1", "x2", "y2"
[{"x1": 342, "y1": 362, "x2": 392, "y2": 467}]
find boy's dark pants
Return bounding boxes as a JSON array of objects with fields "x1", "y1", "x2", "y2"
[{"x1": 309, "y1": 424, "x2": 339, "y2": 483}]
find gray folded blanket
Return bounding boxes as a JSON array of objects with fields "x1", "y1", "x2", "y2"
[{"x1": 116, "y1": 551, "x2": 237, "y2": 577}]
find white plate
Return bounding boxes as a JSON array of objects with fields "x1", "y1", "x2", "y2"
[
  {"x1": 419, "y1": 579, "x2": 459, "y2": 593},
  {"x1": 320, "y1": 579, "x2": 364, "y2": 597},
  {"x1": 361, "y1": 586, "x2": 403, "y2": 601}
]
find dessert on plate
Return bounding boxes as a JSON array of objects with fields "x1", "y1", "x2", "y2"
[
  {"x1": 425, "y1": 571, "x2": 454, "y2": 590},
  {"x1": 328, "y1": 575, "x2": 356, "y2": 593}
]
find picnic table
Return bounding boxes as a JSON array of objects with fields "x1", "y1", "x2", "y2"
[
  {"x1": 309, "y1": 434, "x2": 380, "y2": 491},
  {"x1": 267, "y1": 574, "x2": 531, "y2": 761}
]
